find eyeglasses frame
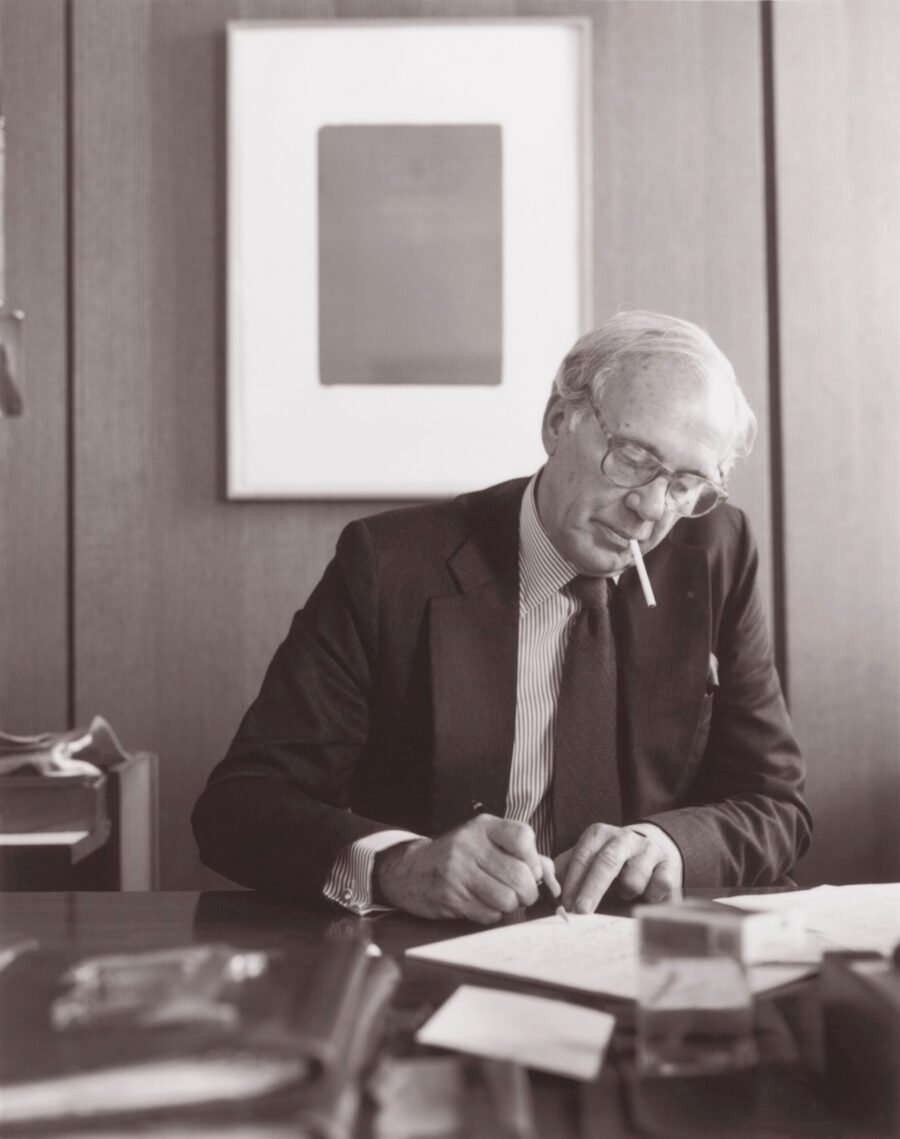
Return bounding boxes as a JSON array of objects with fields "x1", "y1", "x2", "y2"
[{"x1": 589, "y1": 404, "x2": 729, "y2": 518}]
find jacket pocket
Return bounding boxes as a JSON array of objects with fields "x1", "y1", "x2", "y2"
[
  {"x1": 689, "y1": 691, "x2": 715, "y2": 763},
  {"x1": 669, "y1": 692, "x2": 715, "y2": 803}
]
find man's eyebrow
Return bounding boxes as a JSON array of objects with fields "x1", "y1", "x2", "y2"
[{"x1": 615, "y1": 428, "x2": 716, "y2": 481}]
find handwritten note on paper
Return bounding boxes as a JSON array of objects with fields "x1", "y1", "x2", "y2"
[
  {"x1": 415, "y1": 984, "x2": 615, "y2": 1080},
  {"x1": 407, "y1": 914, "x2": 814, "y2": 1000},
  {"x1": 407, "y1": 914, "x2": 637, "y2": 998}
]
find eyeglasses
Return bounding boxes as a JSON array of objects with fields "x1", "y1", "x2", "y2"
[{"x1": 592, "y1": 407, "x2": 728, "y2": 518}]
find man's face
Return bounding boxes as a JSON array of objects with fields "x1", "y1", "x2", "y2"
[{"x1": 535, "y1": 355, "x2": 735, "y2": 576}]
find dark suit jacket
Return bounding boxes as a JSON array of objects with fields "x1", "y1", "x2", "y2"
[{"x1": 192, "y1": 478, "x2": 810, "y2": 900}]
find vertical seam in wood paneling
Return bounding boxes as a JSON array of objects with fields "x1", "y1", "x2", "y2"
[
  {"x1": 65, "y1": 0, "x2": 75, "y2": 728},
  {"x1": 760, "y1": 0, "x2": 789, "y2": 702}
]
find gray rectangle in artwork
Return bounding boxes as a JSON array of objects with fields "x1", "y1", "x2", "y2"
[{"x1": 318, "y1": 123, "x2": 503, "y2": 386}]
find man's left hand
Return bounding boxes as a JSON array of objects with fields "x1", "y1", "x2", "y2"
[{"x1": 556, "y1": 824, "x2": 681, "y2": 913}]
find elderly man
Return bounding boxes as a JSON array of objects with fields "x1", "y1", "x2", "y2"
[{"x1": 193, "y1": 310, "x2": 809, "y2": 922}]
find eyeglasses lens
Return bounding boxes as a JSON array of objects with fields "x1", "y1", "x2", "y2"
[{"x1": 602, "y1": 446, "x2": 721, "y2": 518}]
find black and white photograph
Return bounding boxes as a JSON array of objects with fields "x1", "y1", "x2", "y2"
[{"x1": 1, "y1": 2, "x2": 898, "y2": 1136}]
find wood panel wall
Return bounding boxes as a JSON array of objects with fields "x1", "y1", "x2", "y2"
[
  {"x1": 0, "y1": 0, "x2": 69, "y2": 732},
  {"x1": 69, "y1": 0, "x2": 772, "y2": 889},
  {"x1": 71, "y1": 0, "x2": 381, "y2": 890},
  {"x1": 591, "y1": 1, "x2": 772, "y2": 580},
  {"x1": 774, "y1": 0, "x2": 900, "y2": 885}
]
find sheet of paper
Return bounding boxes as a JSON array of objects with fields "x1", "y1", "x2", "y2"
[
  {"x1": 408, "y1": 914, "x2": 635, "y2": 997},
  {"x1": 406, "y1": 914, "x2": 812, "y2": 1000},
  {"x1": 415, "y1": 984, "x2": 614, "y2": 1080},
  {"x1": 721, "y1": 883, "x2": 900, "y2": 956}
]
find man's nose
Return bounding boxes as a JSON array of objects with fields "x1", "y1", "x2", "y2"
[{"x1": 625, "y1": 477, "x2": 669, "y2": 522}]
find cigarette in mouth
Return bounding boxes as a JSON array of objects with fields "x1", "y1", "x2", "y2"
[{"x1": 629, "y1": 539, "x2": 656, "y2": 609}]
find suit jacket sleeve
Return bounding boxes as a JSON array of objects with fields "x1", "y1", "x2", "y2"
[
  {"x1": 191, "y1": 519, "x2": 396, "y2": 901},
  {"x1": 642, "y1": 511, "x2": 811, "y2": 885}
]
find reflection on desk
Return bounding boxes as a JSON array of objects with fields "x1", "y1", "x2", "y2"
[{"x1": 0, "y1": 889, "x2": 889, "y2": 1138}]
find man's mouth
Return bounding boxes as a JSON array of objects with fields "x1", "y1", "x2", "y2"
[{"x1": 595, "y1": 521, "x2": 632, "y2": 549}]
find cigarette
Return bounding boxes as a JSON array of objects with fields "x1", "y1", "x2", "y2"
[{"x1": 629, "y1": 539, "x2": 656, "y2": 608}]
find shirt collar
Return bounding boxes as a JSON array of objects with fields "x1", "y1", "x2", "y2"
[{"x1": 518, "y1": 472, "x2": 579, "y2": 612}]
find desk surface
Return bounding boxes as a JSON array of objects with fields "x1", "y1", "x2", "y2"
[{"x1": 0, "y1": 889, "x2": 875, "y2": 1138}]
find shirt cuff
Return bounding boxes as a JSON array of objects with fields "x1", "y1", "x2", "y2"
[
  {"x1": 627, "y1": 823, "x2": 685, "y2": 886},
  {"x1": 323, "y1": 829, "x2": 423, "y2": 915}
]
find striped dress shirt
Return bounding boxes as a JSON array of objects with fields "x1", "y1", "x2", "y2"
[{"x1": 503, "y1": 474, "x2": 583, "y2": 853}]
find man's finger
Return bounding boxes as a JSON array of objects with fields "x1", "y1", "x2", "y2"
[
  {"x1": 643, "y1": 860, "x2": 681, "y2": 904},
  {"x1": 567, "y1": 833, "x2": 637, "y2": 912},
  {"x1": 456, "y1": 894, "x2": 505, "y2": 924},
  {"x1": 468, "y1": 866, "x2": 525, "y2": 916},
  {"x1": 476, "y1": 846, "x2": 540, "y2": 908},
  {"x1": 558, "y1": 825, "x2": 620, "y2": 908},
  {"x1": 612, "y1": 843, "x2": 660, "y2": 900},
  {"x1": 485, "y1": 818, "x2": 543, "y2": 877},
  {"x1": 553, "y1": 848, "x2": 573, "y2": 882},
  {"x1": 539, "y1": 855, "x2": 562, "y2": 899}
]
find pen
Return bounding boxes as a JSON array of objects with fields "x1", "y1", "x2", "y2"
[
  {"x1": 471, "y1": 800, "x2": 570, "y2": 924},
  {"x1": 538, "y1": 868, "x2": 571, "y2": 925}
]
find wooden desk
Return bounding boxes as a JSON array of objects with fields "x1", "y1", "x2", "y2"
[{"x1": 0, "y1": 890, "x2": 874, "y2": 1138}]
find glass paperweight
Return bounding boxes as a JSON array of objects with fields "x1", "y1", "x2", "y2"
[{"x1": 636, "y1": 901, "x2": 759, "y2": 1077}]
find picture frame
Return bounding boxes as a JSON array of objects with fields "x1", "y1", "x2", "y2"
[{"x1": 227, "y1": 19, "x2": 592, "y2": 499}]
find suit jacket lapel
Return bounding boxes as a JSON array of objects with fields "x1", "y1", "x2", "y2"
[
  {"x1": 428, "y1": 481, "x2": 525, "y2": 834},
  {"x1": 615, "y1": 535, "x2": 711, "y2": 817}
]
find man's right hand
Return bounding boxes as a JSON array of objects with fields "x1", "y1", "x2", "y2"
[{"x1": 374, "y1": 815, "x2": 554, "y2": 923}]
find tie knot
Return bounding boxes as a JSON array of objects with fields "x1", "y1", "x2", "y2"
[{"x1": 567, "y1": 574, "x2": 610, "y2": 611}]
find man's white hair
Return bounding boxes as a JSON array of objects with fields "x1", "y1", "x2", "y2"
[{"x1": 552, "y1": 310, "x2": 757, "y2": 477}]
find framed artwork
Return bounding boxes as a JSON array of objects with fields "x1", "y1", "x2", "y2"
[{"x1": 227, "y1": 19, "x2": 591, "y2": 498}]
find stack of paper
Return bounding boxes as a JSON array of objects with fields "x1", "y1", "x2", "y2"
[{"x1": 720, "y1": 883, "x2": 900, "y2": 957}]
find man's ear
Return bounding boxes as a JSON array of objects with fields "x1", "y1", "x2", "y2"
[{"x1": 541, "y1": 391, "x2": 569, "y2": 455}]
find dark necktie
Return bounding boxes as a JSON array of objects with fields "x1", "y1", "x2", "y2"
[{"x1": 551, "y1": 575, "x2": 622, "y2": 854}]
